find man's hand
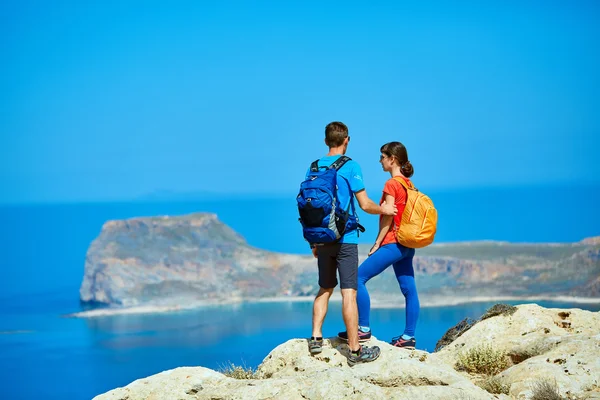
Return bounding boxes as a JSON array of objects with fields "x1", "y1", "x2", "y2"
[
  {"x1": 355, "y1": 190, "x2": 398, "y2": 215},
  {"x1": 380, "y1": 202, "x2": 398, "y2": 216},
  {"x1": 311, "y1": 247, "x2": 318, "y2": 258}
]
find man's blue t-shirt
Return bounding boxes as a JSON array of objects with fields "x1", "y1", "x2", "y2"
[{"x1": 305, "y1": 155, "x2": 365, "y2": 244}]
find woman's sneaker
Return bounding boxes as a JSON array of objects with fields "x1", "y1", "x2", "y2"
[
  {"x1": 390, "y1": 335, "x2": 416, "y2": 349},
  {"x1": 337, "y1": 329, "x2": 372, "y2": 342},
  {"x1": 347, "y1": 345, "x2": 381, "y2": 366}
]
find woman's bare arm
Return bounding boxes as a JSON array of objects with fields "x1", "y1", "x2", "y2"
[{"x1": 369, "y1": 194, "x2": 395, "y2": 255}]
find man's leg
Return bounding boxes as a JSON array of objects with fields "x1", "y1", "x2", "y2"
[
  {"x1": 312, "y1": 287, "x2": 334, "y2": 338},
  {"x1": 337, "y1": 244, "x2": 360, "y2": 352},
  {"x1": 338, "y1": 245, "x2": 382, "y2": 366},
  {"x1": 341, "y1": 288, "x2": 360, "y2": 351},
  {"x1": 311, "y1": 244, "x2": 338, "y2": 339}
]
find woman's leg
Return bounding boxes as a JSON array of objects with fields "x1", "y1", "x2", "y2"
[
  {"x1": 357, "y1": 244, "x2": 406, "y2": 328},
  {"x1": 392, "y1": 248, "x2": 419, "y2": 337}
]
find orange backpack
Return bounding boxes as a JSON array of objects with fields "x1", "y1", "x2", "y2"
[{"x1": 393, "y1": 177, "x2": 437, "y2": 248}]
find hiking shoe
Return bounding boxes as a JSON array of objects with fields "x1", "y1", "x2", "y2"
[
  {"x1": 308, "y1": 337, "x2": 323, "y2": 355},
  {"x1": 390, "y1": 336, "x2": 416, "y2": 349},
  {"x1": 337, "y1": 329, "x2": 372, "y2": 342},
  {"x1": 347, "y1": 345, "x2": 381, "y2": 366}
]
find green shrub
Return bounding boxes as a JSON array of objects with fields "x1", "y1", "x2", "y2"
[
  {"x1": 455, "y1": 344, "x2": 509, "y2": 375},
  {"x1": 435, "y1": 317, "x2": 477, "y2": 352},
  {"x1": 480, "y1": 304, "x2": 517, "y2": 321},
  {"x1": 435, "y1": 303, "x2": 517, "y2": 352}
]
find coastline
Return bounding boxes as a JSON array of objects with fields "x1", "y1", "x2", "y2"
[{"x1": 66, "y1": 294, "x2": 600, "y2": 318}]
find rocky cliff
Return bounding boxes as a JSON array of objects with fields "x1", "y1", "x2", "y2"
[
  {"x1": 94, "y1": 304, "x2": 600, "y2": 400},
  {"x1": 80, "y1": 213, "x2": 600, "y2": 308},
  {"x1": 80, "y1": 213, "x2": 316, "y2": 307}
]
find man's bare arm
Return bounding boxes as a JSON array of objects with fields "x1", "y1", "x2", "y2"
[{"x1": 355, "y1": 190, "x2": 397, "y2": 215}]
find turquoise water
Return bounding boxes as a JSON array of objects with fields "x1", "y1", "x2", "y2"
[
  {"x1": 1, "y1": 294, "x2": 598, "y2": 400},
  {"x1": 0, "y1": 186, "x2": 599, "y2": 399}
]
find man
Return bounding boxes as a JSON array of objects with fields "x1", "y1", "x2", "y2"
[{"x1": 307, "y1": 121, "x2": 397, "y2": 366}]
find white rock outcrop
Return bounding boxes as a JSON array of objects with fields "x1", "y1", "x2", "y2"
[
  {"x1": 437, "y1": 304, "x2": 600, "y2": 399},
  {"x1": 95, "y1": 304, "x2": 599, "y2": 400}
]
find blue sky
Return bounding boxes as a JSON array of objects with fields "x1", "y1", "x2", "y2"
[{"x1": 1, "y1": 0, "x2": 599, "y2": 203}]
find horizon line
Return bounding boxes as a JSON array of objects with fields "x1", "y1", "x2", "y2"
[{"x1": 1, "y1": 181, "x2": 599, "y2": 207}]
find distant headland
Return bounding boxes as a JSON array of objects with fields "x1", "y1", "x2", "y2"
[{"x1": 75, "y1": 213, "x2": 600, "y2": 317}]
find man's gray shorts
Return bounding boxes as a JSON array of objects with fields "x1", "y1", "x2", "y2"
[{"x1": 317, "y1": 243, "x2": 358, "y2": 290}]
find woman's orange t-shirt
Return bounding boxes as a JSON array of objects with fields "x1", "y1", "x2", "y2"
[{"x1": 379, "y1": 176, "x2": 411, "y2": 246}]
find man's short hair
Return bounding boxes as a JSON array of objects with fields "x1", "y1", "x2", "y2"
[{"x1": 325, "y1": 122, "x2": 348, "y2": 148}]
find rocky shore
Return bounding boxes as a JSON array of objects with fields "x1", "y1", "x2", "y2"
[{"x1": 79, "y1": 213, "x2": 600, "y2": 313}]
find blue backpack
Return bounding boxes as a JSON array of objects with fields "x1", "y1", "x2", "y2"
[{"x1": 297, "y1": 156, "x2": 364, "y2": 245}]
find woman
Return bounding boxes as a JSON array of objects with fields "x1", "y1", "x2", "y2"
[{"x1": 338, "y1": 141, "x2": 420, "y2": 349}]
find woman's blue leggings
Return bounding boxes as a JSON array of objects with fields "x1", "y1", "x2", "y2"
[{"x1": 357, "y1": 243, "x2": 419, "y2": 337}]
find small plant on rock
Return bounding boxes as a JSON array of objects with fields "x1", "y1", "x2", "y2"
[
  {"x1": 219, "y1": 361, "x2": 256, "y2": 379},
  {"x1": 455, "y1": 344, "x2": 509, "y2": 375},
  {"x1": 530, "y1": 379, "x2": 563, "y2": 400},
  {"x1": 480, "y1": 304, "x2": 517, "y2": 321},
  {"x1": 435, "y1": 303, "x2": 517, "y2": 352},
  {"x1": 478, "y1": 375, "x2": 510, "y2": 395}
]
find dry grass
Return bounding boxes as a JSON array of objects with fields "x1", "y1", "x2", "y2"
[
  {"x1": 530, "y1": 379, "x2": 563, "y2": 400},
  {"x1": 477, "y1": 375, "x2": 510, "y2": 395},
  {"x1": 455, "y1": 344, "x2": 509, "y2": 375},
  {"x1": 218, "y1": 361, "x2": 257, "y2": 379}
]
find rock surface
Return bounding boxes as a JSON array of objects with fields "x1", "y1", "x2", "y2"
[
  {"x1": 436, "y1": 304, "x2": 600, "y2": 399},
  {"x1": 95, "y1": 338, "x2": 496, "y2": 400},
  {"x1": 95, "y1": 304, "x2": 599, "y2": 400}
]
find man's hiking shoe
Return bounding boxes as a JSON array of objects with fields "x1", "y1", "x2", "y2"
[
  {"x1": 337, "y1": 330, "x2": 372, "y2": 342},
  {"x1": 390, "y1": 336, "x2": 416, "y2": 349},
  {"x1": 308, "y1": 337, "x2": 323, "y2": 354},
  {"x1": 347, "y1": 345, "x2": 381, "y2": 366}
]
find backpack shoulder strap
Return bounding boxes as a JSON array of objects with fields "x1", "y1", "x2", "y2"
[
  {"x1": 331, "y1": 156, "x2": 357, "y2": 215},
  {"x1": 393, "y1": 177, "x2": 417, "y2": 192},
  {"x1": 329, "y1": 155, "x2": 351, "y2": 171},
  {"x1": 309, "y1": 160, "x2": 320, "y2": 172}
]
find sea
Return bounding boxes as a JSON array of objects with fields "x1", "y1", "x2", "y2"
[{"x1": 1, "y1": 184, "x2": 599, "y2": 400}]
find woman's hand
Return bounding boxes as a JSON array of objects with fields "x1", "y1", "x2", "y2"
[{"x1": 368, "y1": 243, "x2": 380, "y2": 256}]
